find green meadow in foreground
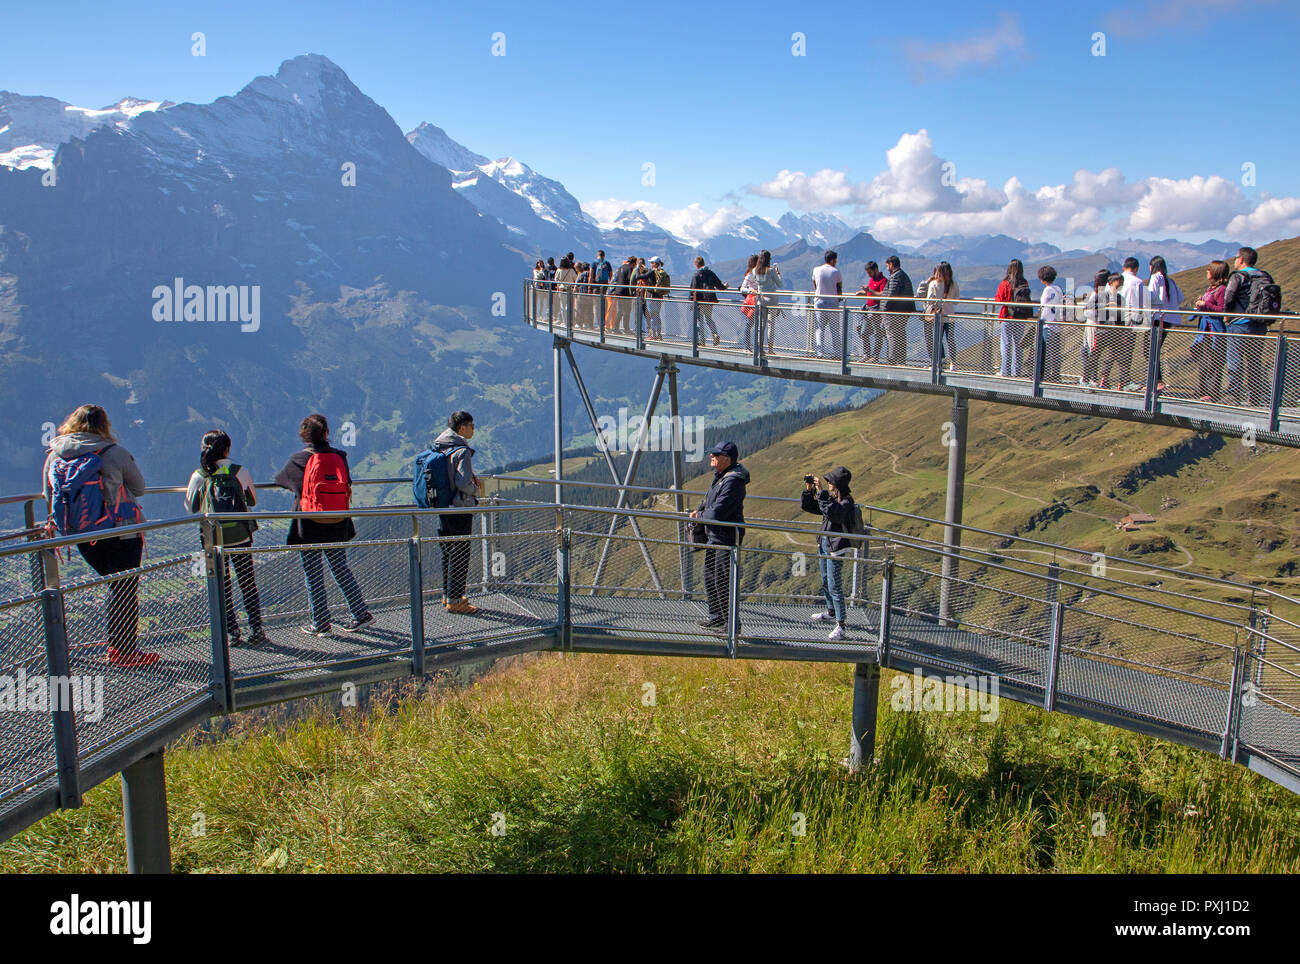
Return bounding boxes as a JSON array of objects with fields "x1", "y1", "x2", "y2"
[{"x1": 3, "y1": 653, "x2": 1296, "y2": 873}]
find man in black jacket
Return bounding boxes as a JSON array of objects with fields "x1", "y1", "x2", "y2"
[
  {"x1": 882, "y1": 255, "x2": 915, "y2": 366},
  {"x1": 690, "y1": 256, "x2": 728, "y2": 346},
  {"x1": 612, "y1": 256, "x2": 636, "y2": 332},
  {"x1": 690, "y1": 440, "x2": 749, "y2": 633}
]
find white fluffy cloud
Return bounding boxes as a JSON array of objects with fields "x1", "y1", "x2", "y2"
[
  {"x1": 746, "y1": 130, "x2": 1300, "y2": 244},
  {"x1": 1120, "y1": 175, "x2": 1243, "y2": 233},
  {"x1": 581, "y1": 199, "x2": 754, "y2": 243},
  {"x1": 1227, "y1": 195, "x2": 1300, "y2": 239}
]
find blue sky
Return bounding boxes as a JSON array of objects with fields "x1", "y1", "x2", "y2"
[{"x1": 4, "y1": 0, "x2": 1299, "y2": 247}]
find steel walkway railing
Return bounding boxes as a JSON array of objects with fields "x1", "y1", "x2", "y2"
[
  {"x1": 2, "y1": 483, "x2": 1298, "y2": 860},
  {"x1": 524, "y1": 280, "x2": 1300, "y2": 448}
]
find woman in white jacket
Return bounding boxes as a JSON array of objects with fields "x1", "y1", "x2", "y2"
[
  {"x1": 1146, "y1": 255, "x2": 1182, "y2": 392},
  {"x1": 923, "y1": 261, "x2": 960, "y2": 369}
]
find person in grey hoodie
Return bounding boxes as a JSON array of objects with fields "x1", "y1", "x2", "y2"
[
  {"x1": 42, "y1": 404, "x2": 155, "y2": 667},
  {"x1": 433, "y1": 411, "x2": 481, "y2": 614}
]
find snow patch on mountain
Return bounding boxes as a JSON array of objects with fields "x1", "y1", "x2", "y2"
[{"x1": 0, "y1": 92, "x2": 170, "y2": 169}]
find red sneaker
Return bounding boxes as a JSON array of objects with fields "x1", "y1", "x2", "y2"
[{"x1": 107, "y1": 648, "x2": 160, "y2": 668}]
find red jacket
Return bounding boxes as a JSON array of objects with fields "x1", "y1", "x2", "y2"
[
  {"x1": 996, "y1": 279, "x2": 1013, "y2": 320},
  {"x1": 864, "y1": 274, "x2": 887, "y2": 307}
]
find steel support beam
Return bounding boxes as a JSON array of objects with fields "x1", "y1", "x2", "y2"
[
  {"x1": 588, "y1": 360, "x2": 669, "y2": 596},
  {"x1": 667, "y1": 362, "x2": 691, "y2": 598},
  {"x1": 122, "y1": 749, "x2": 171, "y2": 874},
  {"x1": 848, "y1": 662, "x2": 880, "y2": 773},
  {"x1": 938, "y1": 393, "x2": 968, "y2": 626},
  {"x1": 562, "y1": 344, "x2": 666, "y2": 596},
  {"x1": 553, "y1": 337, "x2": 563, "y2": 506}
]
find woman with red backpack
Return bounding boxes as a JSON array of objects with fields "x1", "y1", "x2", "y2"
[
  {"x1": 185, "y1": 430, "x2": 267, "y2": 646},
  {"x1": 42, "y1": 404, "x2": 155, "y2": 667},
  {"x1": 274, "y1": 414, "x2": 373, "y2": 636}
]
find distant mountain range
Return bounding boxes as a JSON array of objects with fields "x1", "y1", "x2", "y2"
[{"x1": 0, "y1": 56, "x2": 871, "y2": 494}]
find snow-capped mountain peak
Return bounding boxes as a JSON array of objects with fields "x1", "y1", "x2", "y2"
[{"x1": 0, "y1": 91, "x2": 170, "y2": 170}]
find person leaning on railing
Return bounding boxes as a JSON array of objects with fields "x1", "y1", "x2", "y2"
[
  {"x1": 42, "y1": 404, "x2": 155, "y2": 668},
  {"x1": 689, "y1": 440, "x2": 748, "y2": 636},
  {"x1": 1222, "y1": 245, "x2": 1280, "y2": 406},
  {"x1": 923, "y1": 261, "x2": 959, "y2": 370},
  {"x1": 882, "y1": 255, "x2": 915, "y2": 366},
  {"x1": 855, "y1": 261, "x2": 888, "y2": 362},
  {"x1": 689, "y1": 255, "x2": 727, "y2": 347},
  {"x1": 1191, "y1": 259, "x2": 1230, "y2": 402},
  {"x1": 274, "y1": 413, "x2": 374, "y2": 636}
]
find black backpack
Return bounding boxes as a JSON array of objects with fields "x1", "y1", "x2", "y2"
[
  {"x1": 1011, "y1": 281, "x2": 1034, "y2": 319},
  {"x1": 1244, "y1": 269, "x2": 1282, "y2": 320}
]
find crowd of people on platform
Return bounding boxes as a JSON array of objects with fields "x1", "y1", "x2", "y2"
[{"x1": 532, "y1": 245, "x2": 1285, "y2": 404}]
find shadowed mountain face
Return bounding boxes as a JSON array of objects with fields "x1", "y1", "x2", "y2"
[{"x1": 0, "y1": 55, "x2": 869, "y2": 496}]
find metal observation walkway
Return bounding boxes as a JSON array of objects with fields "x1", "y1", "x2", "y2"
[
  {"x1": 0, "y1": 284, "x2": 1298, "y2": 873},
  {"x1": 524, "y1": 280, "x2": 1300, "y2": 447}
]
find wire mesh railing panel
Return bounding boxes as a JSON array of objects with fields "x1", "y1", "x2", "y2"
[
  {"x1": 1057, "y1": 605, "x2": 1231, "y2": 736},
  {"x1": 0, "y1": 595, "x2": 57, "y2": 820},
  {"x1": 568, "y1": 529, "x2": 707, "y2": 636},
  {"x1": 62, "y1": 554, "x2": 213, "y2": 762},
  {"x1": 420, "y1": 527, "x2": 561, "y2": 652},
  {"x1": 225, "y1": 538, "x2": 412, "y2": 685},
  {"x1": 736, "y1": 543, "x2": 880, "y2": 645}
]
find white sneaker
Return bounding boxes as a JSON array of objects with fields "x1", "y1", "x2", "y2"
[
  {"x1": 828, "y1": 624, "x2": 846, "y2": 641},
  {"x1": 811, "y1": 611, "x2": 834, "y2": 622}
]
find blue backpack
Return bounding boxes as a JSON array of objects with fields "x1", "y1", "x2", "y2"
[
  {"x1": 413, "y1": 447, "x2": 456, "y2": 509},
  {"x1": 45, "y1": 445, "x2": 141, "y2": 537}
]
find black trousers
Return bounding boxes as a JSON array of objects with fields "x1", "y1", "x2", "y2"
[
  {"x1": 439, "y1": 513, "x2": 475, "y2": 599},
  {"x1": 223, "y1": 547, "x2": 263, "y2": 636},
  {"x1": 78, "y1": 536, "x2": 144, "y2": 653},
  {"x1": 704, "y1": 545, "x2": 732, "y2": 620}
]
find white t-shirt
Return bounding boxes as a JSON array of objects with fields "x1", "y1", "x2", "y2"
[
  {"x1": 1040, "y1": 284, "x2": 1064, "y2": 329},
  {"x1": 812, "y1": 264, "x2": 842, "y2": 298}
]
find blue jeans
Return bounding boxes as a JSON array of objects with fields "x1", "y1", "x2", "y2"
[
  {"x1": 818, "y1": 536, "x2": 846, "y2": 625},
  {"x1": 999, "y1": 321, "x2": 1023, "y2": 376},
  {"x1": 1224, "y1": 321, "x2": 1269, "y2": 404},
  {"x1": 814, "y1": 297, "x2": 840, "y2": 357},
  {"x1": 300, "y1": 546, "x2": 369, "y2": 629}
]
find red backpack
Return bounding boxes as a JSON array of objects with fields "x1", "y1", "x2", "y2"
[{"x1": 301, "y1": 451, "x2": 351, "y2": 522}]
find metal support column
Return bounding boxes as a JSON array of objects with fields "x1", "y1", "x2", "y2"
[
  {"x1": 840, "y1": 304, "x2": 851, "y2": 375},
  {"x1": 1143, "y1": 323, "x2": 1161, "y2": 413},
  {"x1": 24, "y1": 499, "x2": 45, "y2": 594},
  {"x1": 848, "y1": 662, "x2": 880, "y2": 774},
  {"x1": 726, "y1": 544, "x2": 741, "y2": 657},
  {"x1": 553, "y1": 337, "x2": 564, "y2": 507},
  {"x1": 938, "y1": 393, "x2": 968, "y2": 627},
  {"x1": 1044, "y1": 600, "x2": 1065, "y2": 711},
  {"x1": 667, "y1": 362, "x2": 692, "y2": 599},
  {"x1": 1268, "y1": 333, "x2": 1287, "y2": 432},
  {"x1": 408, "y1": 515, "x2": 425, "y2": 676},
  {"x1": 557, "y1": 520, "x2": 571, "y2": 652},
  {"x1": 877, "y1": 553, "x2": 894, "y2": 667},
  {"x1": 40, "y1": 564, "x2": 81, "y2": 809},
  {"x1": 202, "y1": 521, "x2": 232, "y2": 714},
  {"x1": 589, "y1": 361, "x2": 669, "y2": 596},
  {"x1": 122, "y1": 749, "x2": 171, "y2": 874},
  {"x1": 1222, "y1": 645, "x2": 1247, "y2": 761},
  {"x1": 1032, "y1": 315, "x2": 1046, "y2": 397},
  {"x1": 691, "y1": 300, "x2": 700, "y2": 358},
  {"x1": 561, "y1": 344, "x2": 665, "y2": 594}
]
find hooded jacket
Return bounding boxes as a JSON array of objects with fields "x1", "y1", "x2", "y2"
[
  {"x1": 801, "y1": 468, "x2": 857, "y2": 554},
  {"x1": 433, "y1": 428, "x2": 478, "y2": 507},
  {"x1": 43, "y1": 433, "x2": 146, "y2": 539},
  {"x1": 696, "y1": 461, "x2": 748, "y2": 546}
]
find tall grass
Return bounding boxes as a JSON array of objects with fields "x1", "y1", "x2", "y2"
[{"x1": 3, "y1": 653, "x2": 1296, "y2": 873}]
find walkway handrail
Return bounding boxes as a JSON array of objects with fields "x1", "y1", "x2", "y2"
[{"x1": 537, "y1": 279, "x2": 1300, "y2": 328}]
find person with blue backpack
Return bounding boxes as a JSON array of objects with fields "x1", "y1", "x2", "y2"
[
  {"x1": 42, "y1": 404, "x2": 155, "y2": 668},
  {"x1": 184, "y1": 430, "x2": 267, "y2": 647},
  {"x1": 414, "y1": 411, "x2": 481, "y2": 614}
]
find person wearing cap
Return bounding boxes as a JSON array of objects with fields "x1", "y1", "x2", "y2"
[
  {"x1": 802, "y1": 467, "x2": 856, "y2": 640},
  {"x1": 646, "y1": 256, "x2": 670, "y2": 339},
  {"x1": 689, "y1": 441, "x2": 749, "y2": 634}
]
